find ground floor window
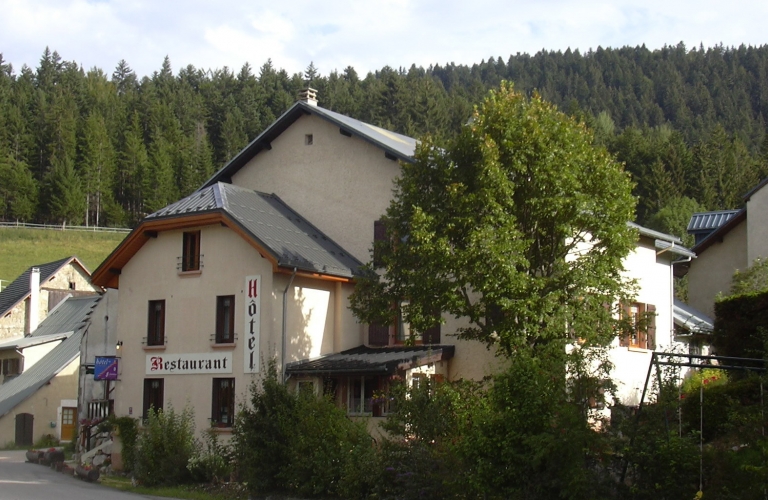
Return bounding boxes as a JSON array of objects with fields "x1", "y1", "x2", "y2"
[
  {"x1": 347, "y1": 376, "x2": 376, "y2": 415},
  {"x1": 212, "y1": 378, "x2": 235, "y2": 427},
  {"x1": 143, "y1": 378, "x2": 164, "y2": 420}
]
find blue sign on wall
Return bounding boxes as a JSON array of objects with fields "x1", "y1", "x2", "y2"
[{"x1": 94, "y1": 356, "x2": 119, "y2": 380}]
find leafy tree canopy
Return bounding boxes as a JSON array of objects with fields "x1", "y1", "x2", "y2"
[{"x1": 350, "y1": 83, "x2": 637, "y2": 356}]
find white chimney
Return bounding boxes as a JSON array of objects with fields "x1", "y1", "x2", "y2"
[
  {"x1": 27, "y1": 268, "x2": 40, "y2": 335},
  {"x1": 298, "y1": 88, "x2": 318, "y2": 106}
]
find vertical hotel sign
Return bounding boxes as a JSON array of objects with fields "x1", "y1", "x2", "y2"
[{"x1": 244, "y1": 275, "x2": 261, "y2": 373}]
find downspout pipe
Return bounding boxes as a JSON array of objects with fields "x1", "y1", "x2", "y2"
[{"x1": 281, "y1": 268, "x2": 298, "y2": 384}]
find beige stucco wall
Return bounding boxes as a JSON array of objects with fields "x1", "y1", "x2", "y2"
[
  {"x1": 231, "y1": 113, "x2": 402, "y2": 263},
  {"x1": 0, "y1": 357, "x2": 79, "y2": 446},
  {"x1": 747, "y1": 185, "x2": 768, "y2": 264},
  {"x1": 0, "y1": 262, "x2": 98, "y2": 340},
  {"x1": 688, "y1": 220, "x2": 748, "y2": 317},
  {"x1": 112, "y1": 223, "x2": 363, "y2": 435}
]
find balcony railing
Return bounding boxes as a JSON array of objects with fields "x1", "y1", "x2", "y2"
[{"x1": 87, "y1": 399, "x2": 114, "y2": 420}]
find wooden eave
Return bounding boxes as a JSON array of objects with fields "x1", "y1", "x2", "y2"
[{"x1": 91, "y1": 211, "x2": 355, "y2": 288}]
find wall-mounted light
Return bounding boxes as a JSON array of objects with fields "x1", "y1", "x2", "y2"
[{"x1": 116, "y1": 341, "x2": 123, "y2": 350}]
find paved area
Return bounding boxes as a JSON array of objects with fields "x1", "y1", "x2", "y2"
[{"x1": 0, "y1": 450, "x2": 181, "y2": 500}]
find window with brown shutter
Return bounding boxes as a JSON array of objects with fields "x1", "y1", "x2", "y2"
[
  {"x1": 216, "y1": 295, "x2": 235, "y2": 344},
  {"x1": 619, "y1": 302, "x2": 656, "y2": 350},
  {"x1": 182, "y1": 231, "x2": 201, "y2": 271},
  {"x1": 373, "y1": 220, "x2": 387, "y2": 267},
  {"x1": 143, "y1": 378, "x2": 164, "y2": 419},
  {"x1": 147, "y1": 300, "x2": 166, "y2": 346},
  {"x1": 212, "y1": 378, "x2": 235, "y2": 427},
  {"x1": 368, "y1": 323, "x2": 390, "y2": 346}
]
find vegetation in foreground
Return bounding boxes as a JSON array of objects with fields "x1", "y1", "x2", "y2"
[{"x1": 0, "y1": 227, "x2": 125, "y2": 284}]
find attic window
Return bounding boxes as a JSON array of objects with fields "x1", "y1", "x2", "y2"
[
  {"x1": 69, "y1": 281, "x2": 76, "y2": 290},
  {"x1": 305, "y1": 134, "x2": 313, "y2": 145}
]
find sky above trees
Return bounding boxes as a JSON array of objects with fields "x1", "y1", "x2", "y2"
[{"x1": 1, "y1": 0, "x2": 766, "y2": 78}]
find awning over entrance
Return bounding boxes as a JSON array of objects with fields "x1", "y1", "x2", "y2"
[
  {"x1": 285, "y1": 345, "x2": 455, "y2": 376},
  {"x1": 673, "y1": 299, "x2": 714, "y2": 335}
]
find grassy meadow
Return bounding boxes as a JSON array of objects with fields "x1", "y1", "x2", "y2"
[{"x1": 0, "y1": 228, "x2": 127, "y2": 286}]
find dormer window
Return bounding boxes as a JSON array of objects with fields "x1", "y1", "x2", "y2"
[{"x1": 182, "y1": 231, "x2": 201, "y2": 272}]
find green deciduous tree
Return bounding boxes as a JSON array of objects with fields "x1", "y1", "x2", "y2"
[{"x1": 351, "y1": 83, "x2": 637, "y2": 355}]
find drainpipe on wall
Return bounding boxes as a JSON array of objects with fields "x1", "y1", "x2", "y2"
[
  {"x1": 281, "y1": 268, "x2": 298, "y2": 384},
  {"x1": 27, "y1": 268, "x2": 40, "y2": 336}
]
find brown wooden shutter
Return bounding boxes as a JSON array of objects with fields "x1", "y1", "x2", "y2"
[
  {"x1": 373, "y1": 220, "x2": 387, "y2": 267},
  {"x1": 619, "y1": 302, "x2": 630, "y2": 347},
  {"x1": 368, "y1": 324, "x2": 390, "y2": 346},
  {"x1": 212, "y1": 380, "x2": 221, "y2": 423},
  {"x1": 646, "y1": 304, "x2": 656, "y2": 350},
  {"x1": 423, "y1": 323, "x2": 441, "y2": 344}
]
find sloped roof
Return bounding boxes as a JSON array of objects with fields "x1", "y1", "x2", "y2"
[
  {"x1": 629, "y1": 222, "x2": 696, "y2": 259},
  {"x1": 286, "y1": 345, "x2": 455, "y2": 375},
  {"x1": 201, "y1": 101, "x2": 417, "y2": 189},
  {"x1": 0, "y1": 257, "x2": 90, "y2": 318},
  {"x1": 687, "y1": 210, "x2": 740, "y2": 233},
  {"x1": 148, "y1": 183, "x2": 363, "y2": 278},
  {"x1": 0, "y1": 295, "x2": 99, "y2": 418},
  {"x1": 93, "y1": 183, "x2": 363, "y2": 287},
  {"x1": 673, "y1": 299, "x2": 714, "y2": 335},
  {"x1": 691, "y1": 208, "x2": 747, "y2": 255}
]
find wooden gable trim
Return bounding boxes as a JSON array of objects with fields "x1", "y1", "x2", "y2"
[{"x1": 92, "y1": 211, "x2": 354, "y2": 288}]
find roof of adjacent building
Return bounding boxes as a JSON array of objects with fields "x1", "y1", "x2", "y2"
[
  {"x1": 690, "y1": 208, "x2": 747, "y2": 255},
  {"x1": 673, "y1": 299, "x2": 714, "y2": 335},
  {"x1": 93, "y1": 183, "x2": 363, "y2": 287},
  {"x1": 0, "y1": 256, "x2": 90, "y2": 318},
  {"x1": 687, "y1": 210, "x2": 741, "y2": 233},
  {"x1": 201, "y1": 101, "x2": 417, "y2": 189},
  {"x1": 0, "y1": 295, "x2": 100, "y2": 418},
  {"x1": 628, "y1": 222, "x2": 696, "y2": 259},
  {"x1": 286, "y1": 344, "x2": 455, "y2": 375}
]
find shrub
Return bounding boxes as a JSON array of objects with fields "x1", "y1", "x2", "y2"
[
  {"x1": 112, "y1": 415, "x2": 138, "y2": 473},
  {"x1": 33, "y1": 434, "x2": 59, "y2": 448},
  {"x1": 187, "y1": 425, "x2": 233, "y2": 484},
  {"x1": 233, "y1": 358, "x2": 296, "y2": 494},
  {"x1": 133, "y1": 405, "x2": 196, "y2": 486},
  {"x1": 279, "y1": 392, "x2": 372, "y2": 497}
]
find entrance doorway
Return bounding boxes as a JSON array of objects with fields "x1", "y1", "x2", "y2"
[{"x1": 61, "y1": 407, "x2": 77, "y2": 441}]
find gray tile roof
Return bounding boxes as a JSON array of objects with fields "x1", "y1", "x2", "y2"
[
  {"x1": 0, "y1": 295, "x2": 99, "y2": 418},
  {"x1": 201, "y1": 101, "x2": 417, "y2": 189},
  {"x1": 628, "y1": 222, "x2": 696, "y2": 259},
  {"x1": 286, "y1": 345, "x2": 455, "y2": 375},
  {"x1": 147, "y1": 183, "x2": 363, "y2": 278},
  {"x1": 687, "y1": 210, "x2": 741, "y2": 232},
  {"x1": 0, "y1": 257, "x2": 83, "y2": 317},
  {"x1": 673, "y1": 299, "x2": 714, "y2": 335}
]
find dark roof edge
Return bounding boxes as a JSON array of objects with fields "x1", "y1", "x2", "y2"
[
  {"x1": 691, "y1": 208, "x2": 747, "y2": 255},
  {"x1": 0, "y1": 256, "x2": 90, "y2": 318},
  {"x1": 744, "y1": 177, "x2": 768, "y2": 202}
]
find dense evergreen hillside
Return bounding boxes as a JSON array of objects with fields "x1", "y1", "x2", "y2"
[{"x1": 1, "y1": 43, "x2": 767, "y2": 240}]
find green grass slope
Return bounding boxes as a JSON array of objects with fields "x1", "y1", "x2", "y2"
[{"x1": 0, "y1": 228, "x2": 126, "y2": 286}]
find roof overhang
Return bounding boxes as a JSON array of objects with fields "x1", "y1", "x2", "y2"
[
  {"x1": 91, "y1": 210, "x2": 355, "y2": 288},
  {"x1": 286, "y1": 345, "x2": 455, "y2": 376}
]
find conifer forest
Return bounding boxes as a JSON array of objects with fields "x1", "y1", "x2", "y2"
[{"x1": 1, "y1": 43, "x2": 768, "y2": 241}]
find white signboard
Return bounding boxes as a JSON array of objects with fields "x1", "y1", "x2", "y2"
[
  {"x1": 244, "y1": 275, "x2": 261, "y2": 373},
  {"x1": 146, "y1": 353, "x2": 233, "y2": 375}
]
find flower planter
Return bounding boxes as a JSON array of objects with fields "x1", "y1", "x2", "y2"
[
  {"x1": 25, "y1": 450, "x2": 43, "y2": 463},
  {"x1": 44, "y1": 449, "x2": 65, "y2": 465},
  {"x1": 75, "y1": 465, "x2": 100, "y2": 482}
]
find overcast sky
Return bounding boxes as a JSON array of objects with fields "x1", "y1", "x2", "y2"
[{"x1": 1, "y1": 0, "x2": 766, "y2": 79}]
